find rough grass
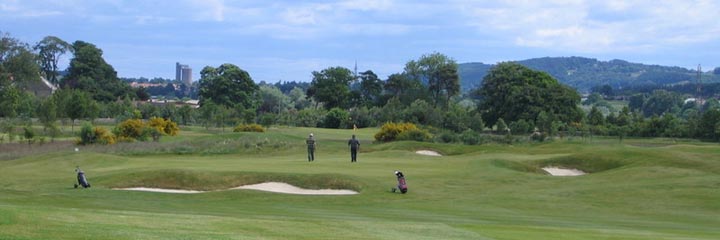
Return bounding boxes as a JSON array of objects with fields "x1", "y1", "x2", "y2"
[{"x1": 0, "y1": 126, "x2": 719, "y2": 239}]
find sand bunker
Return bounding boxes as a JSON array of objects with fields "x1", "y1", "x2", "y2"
[
  {"x1": 114, "y1": 182, "x2": 358, "y2": 195},
  {"x1": 116, "y1": 187, "x2": 204, "y2": 194},
  {"x1": 542, "y1": 167, "x2": 586, "y2": 176},
  {"x1": 232, "y1": 182, "x2": 358, "y2": 195},
  {"x1": 415, "y1": 150, "x2": 442, "y2": 156}
]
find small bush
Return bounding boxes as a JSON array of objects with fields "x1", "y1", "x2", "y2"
[
  {"x1": 374, "y1": 122, "x2": 426, "y2": 142},
  {"x1": 233, "y1": 124, "x2": 265, "y2": 133},
  {"x1": 460, "y1": 130, "x2": 480, "y2": 145},
  {"x1": 116, "y1": 119, "x2": 145, "y2": 139},
  {"x1": 95, "y1": 127, "x2": 116, "y2": 144},
  {"x1": 397, "y1": 128, "x2": 432, "y2": 142},
  {"x1": 148, "y1": 117, "x2": 180, "y2": 136},
  {"x1": 78, "y1": 123, "x2": 115, "y2": 145},
  {"x1": 436, "y1": 131, "x2": 459, "y2": 143}
]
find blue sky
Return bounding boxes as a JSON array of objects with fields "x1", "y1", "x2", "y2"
[{"x1": 1, "y1": 0, "x2": 719, "y2": 83}]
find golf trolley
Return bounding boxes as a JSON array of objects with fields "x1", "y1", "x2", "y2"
[
  {"x1": 391, "y1": 170, "x2": 407, "y2": 194},
  {"x1": 74, "y1": 167, "x2": 91, "y2": 189}
]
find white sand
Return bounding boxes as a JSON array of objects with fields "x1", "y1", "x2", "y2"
[
  {"x1": 542, "y1": 167, "x2": 586, "y2": 176},
  {"x1": 115, "y1": 187, "x2": 205, "y2": 194},
  {"x1": 232, "y1": 182, "x2": 358, "y2": 195},
  {"x1": 415, "y1": 150, "x2": 442, "y2": 156},
  {"x1": 115, "y1": 182, "x2": 358, "y2": 195}
]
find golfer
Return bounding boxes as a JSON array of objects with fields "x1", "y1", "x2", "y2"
[
  {"x1": 306, "y1": 133, "x2": 316, "y2": 162},
  {"x1": 348, "y1": 134, "x2": 360, "y2": 162}
]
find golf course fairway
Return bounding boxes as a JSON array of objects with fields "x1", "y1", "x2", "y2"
[{"x1": 1, "y1": 127, "x2": 718, "y2": 239}]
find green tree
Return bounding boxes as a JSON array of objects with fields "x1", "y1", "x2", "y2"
[
  {"x1": 536, "y1": 111, "x2": 554, "y2": 134},
  {"x1": 628, "y1": 94, "x2": 646, "y2": 112},
  {"x1": 1, "y1": 32, "x2": 41, "y2": 90},
  {"x1": 699, "y1": 109, "x2": 720, "y2": 141},
  {"x1": 36, "y1": 97, "x2": 58, "y2": 132},
  {"x1": 306, "y1": 66, "x2": 354, "y2": 109},
  {"x1": 641, "y1": 90, "x2": 681, "y2": 117},
  {"x1": 64, "y1": 89, "x2": 94, "y2": 132},
  {"x1": 198, "y1": 63, "x2": 259, "y2": 110},
  {"x1": 583, "y1": 92, "x2": 603, "y2": 105},
  {"x1": 587, "y1": 106, "x2": 605, "y2": 126},
  {"x1": 0, "y1": 77, "x2": 21, "y2": 118},
  {"x1": 258, "y1": 85, "x2": 291, "y2": 114},
  {"x1": 288, "y1": 87, "x2": 311, "y2": 110},
  {"x1": 469, "y1": 113, "x2": 485, "y2": 132},
  {"x1": 495, "y1": 118, "x2": 508, "y2": 134},
  {"x1": 383, "y1": 73, "x2": 428, "y2": 106},
  {"x1": 62, "y1": 41, "x2": 132, "y2": 102},
  {"x1": 322, "y1": 107, "x2": 350, "y2": 129},
  {"x1": 198, "y1": 101, "x2": 217, "y2": 129},
  {"x1": 178, "y1": 105, "x2": 194, "y2": 125},
  {"x1": 23, "y1": 126, "x2": 35, "y2": 145},
  {"x1": 405, "y1": 52, "x2": 459, "y2": 108},
  {"x1": 477, "y1": 62, "x2": 580, "y2": 126},
  {"x1": 34, "y1": 36, "x2": 73, "y2": 85},
  {"x1": 359, "y1": 70, "x2": 383, "y2": 107}
]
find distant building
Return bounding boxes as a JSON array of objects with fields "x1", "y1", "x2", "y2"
[
  {"x1": 130, "y1": 82, "x2": 166, "y2": 88},
  {"x1": 175, "y1": 62, "x2": 192, "y2": 86},
  {"x1": 14, "y1": 75, "x2": 56, "y2": 98}
]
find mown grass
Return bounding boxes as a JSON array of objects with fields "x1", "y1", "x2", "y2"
[{"x1": 0, "y1": 126, "x2": 719, "y2": 239}]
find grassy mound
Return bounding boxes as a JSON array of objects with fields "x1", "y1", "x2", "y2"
[{"x1": 100, "y1": 170, "x2": 363, "y2": 192}]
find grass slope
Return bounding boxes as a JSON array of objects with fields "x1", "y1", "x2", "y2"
[{"x1": 0, "y1": 127, "x2": 719, "y2": 239}]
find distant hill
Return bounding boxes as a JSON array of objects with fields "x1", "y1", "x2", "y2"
[{"x1": 458, "y1": 57, "x2": 718, "y2": 92}]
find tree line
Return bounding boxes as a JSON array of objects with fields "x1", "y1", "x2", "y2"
[{"x1": 1, "y1": 31, "x2": 719, "y2": 144}]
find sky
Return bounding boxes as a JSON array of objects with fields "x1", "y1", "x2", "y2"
[{"x1": 1, "y1": 0, "x2": 719, "y2": 83}]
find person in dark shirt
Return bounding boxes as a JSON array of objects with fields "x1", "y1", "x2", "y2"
[
  {"x1": 348, "y1": 134, "x2": 360, "y2": 162},
  {"x1": 306, "y1": 133, "x2": 316, "y2": 162}
]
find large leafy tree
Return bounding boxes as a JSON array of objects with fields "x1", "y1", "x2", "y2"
[
  {"x1": 257, "y1": 84, "x2": 291, "y2": 114},
  {"x1": 382, "y1": 73, "x2": 427, "y2": 106},
  {"x1": 62, "y1": 41, "x2": 132, "y2": 102},
  {"x1": 405, "y1": 52, "x2": 460, "y2": 108},
  {"x1": 477, "y1": 62, "x2": 581, "y2": 126},
  {"x1": 1, "y1": 32, "x2": 41, "y2": 89},
  {"x1": 641, "y1": 90, "x2": 681, "y2": 117},
  {"x1": 306, "y1": 66, "x2": 354, "y2": 109},
  {"x1": 358, "y1": 70, "x2": 383, "y2": 107},
  {"x1": 34, "y1": 36, "x2": 73, "y2": 85},
  {"x1": 0, "y1": 32, "x2": 40, "y2": 117},
  {"x1": 198, "y1": 63, "x2": 259, "y2": 110}
]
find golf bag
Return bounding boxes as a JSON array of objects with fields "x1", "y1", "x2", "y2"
[
  {"x1": 74, "y1": 167, "x2": 90, "y2": 188},
  {"x1": 392, "y1": 170, "x2": 407, "y2": 194}
]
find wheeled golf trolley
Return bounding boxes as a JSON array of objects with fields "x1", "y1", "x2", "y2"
[
  {"x1": 391, "y1": 170, "x2": 407, "y2": 194},
  {"x1": 74, "y1": 167, "x2": 91, "y2": 189}
]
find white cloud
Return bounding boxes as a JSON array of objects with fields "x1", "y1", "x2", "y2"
[
  {"x1": 282, "y1": 7, "x2": 319, "y2": 25},
  {"x1": 186, "y1": 0, "x2": 225, "y2": 22},
  {"x1": 460, "y1": 0, "x2": 720, "y2": 54},
  {"x1": 337, "y1": 0, "x2": 393, "y2": 11}
]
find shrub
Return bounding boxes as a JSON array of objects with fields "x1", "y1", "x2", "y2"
[
  {"x1": 148, "y1": 117, "x2": 180, "y2": 136},
  {"x1": 116, "y1": 119, "x2": 145, "y2": 139},
  {"x1": 23, "y1": 126, "x2": 34, "y2": 145},
  {"x1": 460, "y1": 130, "x2": 480, "y2": 145},
  {"x1": 321, "y1": 108, "x2": 350, "y2": 129},
  {"x1": 78, "y1": 123, "x2": 96, "y2": 145},
  {"x1": 94, "y1": 127, "x2": 116, "y2": 144},
  {"x1": 259, "y1": 113, "x2": 276, "y2": 127},
  {"x1": 78, "y1": 123, "x2": 115, "y2": 145},
  {"x1": 233, "y1": 123, "x2": 265, "y2": 132},
  {"x1": 374, "y1": 122, "x2": 428, "y2": 142},
  {"x1": 436, "y1": 131, "x2": 459, "y2": 143},
  {"x1": 397, "y1": 128, "x2": 432, "y2": 142}
]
